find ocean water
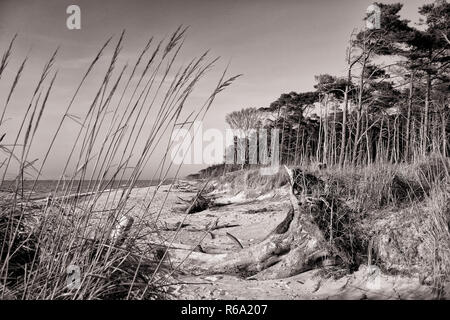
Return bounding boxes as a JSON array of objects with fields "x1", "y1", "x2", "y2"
[{"x1": 0, "y1": 179, "x2": 168, "y2": 200}]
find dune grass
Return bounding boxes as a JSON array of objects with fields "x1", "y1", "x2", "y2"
[{"x1": 0, "y1": 29, "x2": 239, "y2": 299}]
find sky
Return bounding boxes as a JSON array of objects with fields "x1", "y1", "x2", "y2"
[{"x1": 0, "y1": 0, "x2": 427, "y2": 179}]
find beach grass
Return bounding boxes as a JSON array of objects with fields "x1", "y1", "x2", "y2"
[{"x1": 0, "y1": 29, "x2": 239, "y2": 299}]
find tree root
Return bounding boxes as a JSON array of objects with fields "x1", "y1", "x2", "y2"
[
  {"x1": 168, "y1": 204, "x2": 327, "y2": 278},
  {"x1": 166, "y1": 167, "x2": 361, "y2": 280}
]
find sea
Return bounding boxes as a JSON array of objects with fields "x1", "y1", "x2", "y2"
[{"x1": 0, "y1": 179, "x2": 171, "y2": 200}]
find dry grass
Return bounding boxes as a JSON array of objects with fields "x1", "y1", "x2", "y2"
[
  {"x1": 319, "y1": 156, "x2": 448, "y2": 212},
  {"x1": 322, "y1": 156, "x2": 450, "y2": 292},
  {"x1": 0, "y1": 29, "x2": 239, "y2": 300},
  {"x1": 422, "y1": 183, "x2": 450, "y2": 297},
  {"x1": 212, "y1": 166, "x2": 289, "y2": 194}
]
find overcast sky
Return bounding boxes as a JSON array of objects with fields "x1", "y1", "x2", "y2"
[{"x1": 0, "y1": 0, "x2": 426, "y2": 179}]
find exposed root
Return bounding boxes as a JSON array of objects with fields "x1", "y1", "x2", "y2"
[
  {"x1": 167, "y1": 167, "x2": 365, "y2": 280},
  {"x1": 226, "y1": 232, "x2": 244, "y2": 249}
]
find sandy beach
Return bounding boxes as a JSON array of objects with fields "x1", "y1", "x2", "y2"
[{"x1": 89, "y1": 179, "x2": 444, "y2": 300}]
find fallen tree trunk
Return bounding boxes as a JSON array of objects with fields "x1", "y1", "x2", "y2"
[
  {"x1": 167, "y1": 205, "x2": 329, "y2": 279},
  {"x1": 167, "y1": 166, "x2": 365, "y2": 280}
]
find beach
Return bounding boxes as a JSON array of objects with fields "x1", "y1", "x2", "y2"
[{"x1": 88, "y1": 177, "x2": 444, "y2": 300}]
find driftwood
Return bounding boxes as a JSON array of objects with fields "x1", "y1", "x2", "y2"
[
  {"x1": 162, "y1": 220, "x2": 238, "y2": 232},
  {"x1": 179, "y1": 181, "x2": 213, "y2": 214},
  {"x1": 166, "y1": 166, "x2": 336, "y2": 280},
  {"x1": 162, "y1": 221, "x2": 191, "y2": 231},
  {"x1": 185, "y1": 222, "x2": 240, "y2": 232},
  {"x1": 149, "y1": 242, "x2": 206, "y2": 253},
  {"x1": 226, "y1": 232, "x2": 244, "y2": 249},
  {"x1": 184, "y1": 194, "x2": 211, "y2": 214}
]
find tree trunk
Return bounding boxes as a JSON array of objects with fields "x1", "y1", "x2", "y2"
[
  {"x1": 339, "y1": 86, "x2": 349, "y2": 168},
  {"x1": 423, "y1": 69, "x2": 431, "y2": 154},
  {"x1": 377, "y1": 116, "x2": 384, "y2": 162},
  {"x1": 294, "y1": 116, "x2": 301, "y2": 164},
  {"x1": 405, "y1": 73, "x2": 414, "y2": 161},
  {"x1": 323, "y1": 95, "x2": 329, "y2": 164},
  {"x1": 365, "y1": 111, "x2": 371, "y2": 164},
  {"x1": 442, "y1": 108, "x2": 447, "y2": 157},
  {"x1": 279, "y1": 109, "x2": 286, "y2": 164},
  {"x1": 352, "y1": 56, "x2": 367, "y2": 164},
  {"x1": 233, "y1": 136, "x2": 238, "y2": 165},
  {"x1": 387, "y1": 117, "x2": 391, "y2": 162},
  {"x1": 257, "y1": 128, "x2": 261, "y2": 165},
  {"x1": 317, "y1": 105, "x2": 323, "y2": 163},
  {"x1": 332, "y1": 103, "x2": 337, "y2": 165}
]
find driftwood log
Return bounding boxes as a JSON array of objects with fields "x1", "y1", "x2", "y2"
[{"x1": 167, "y1": 166, "x2": 363, "y2": 280}]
